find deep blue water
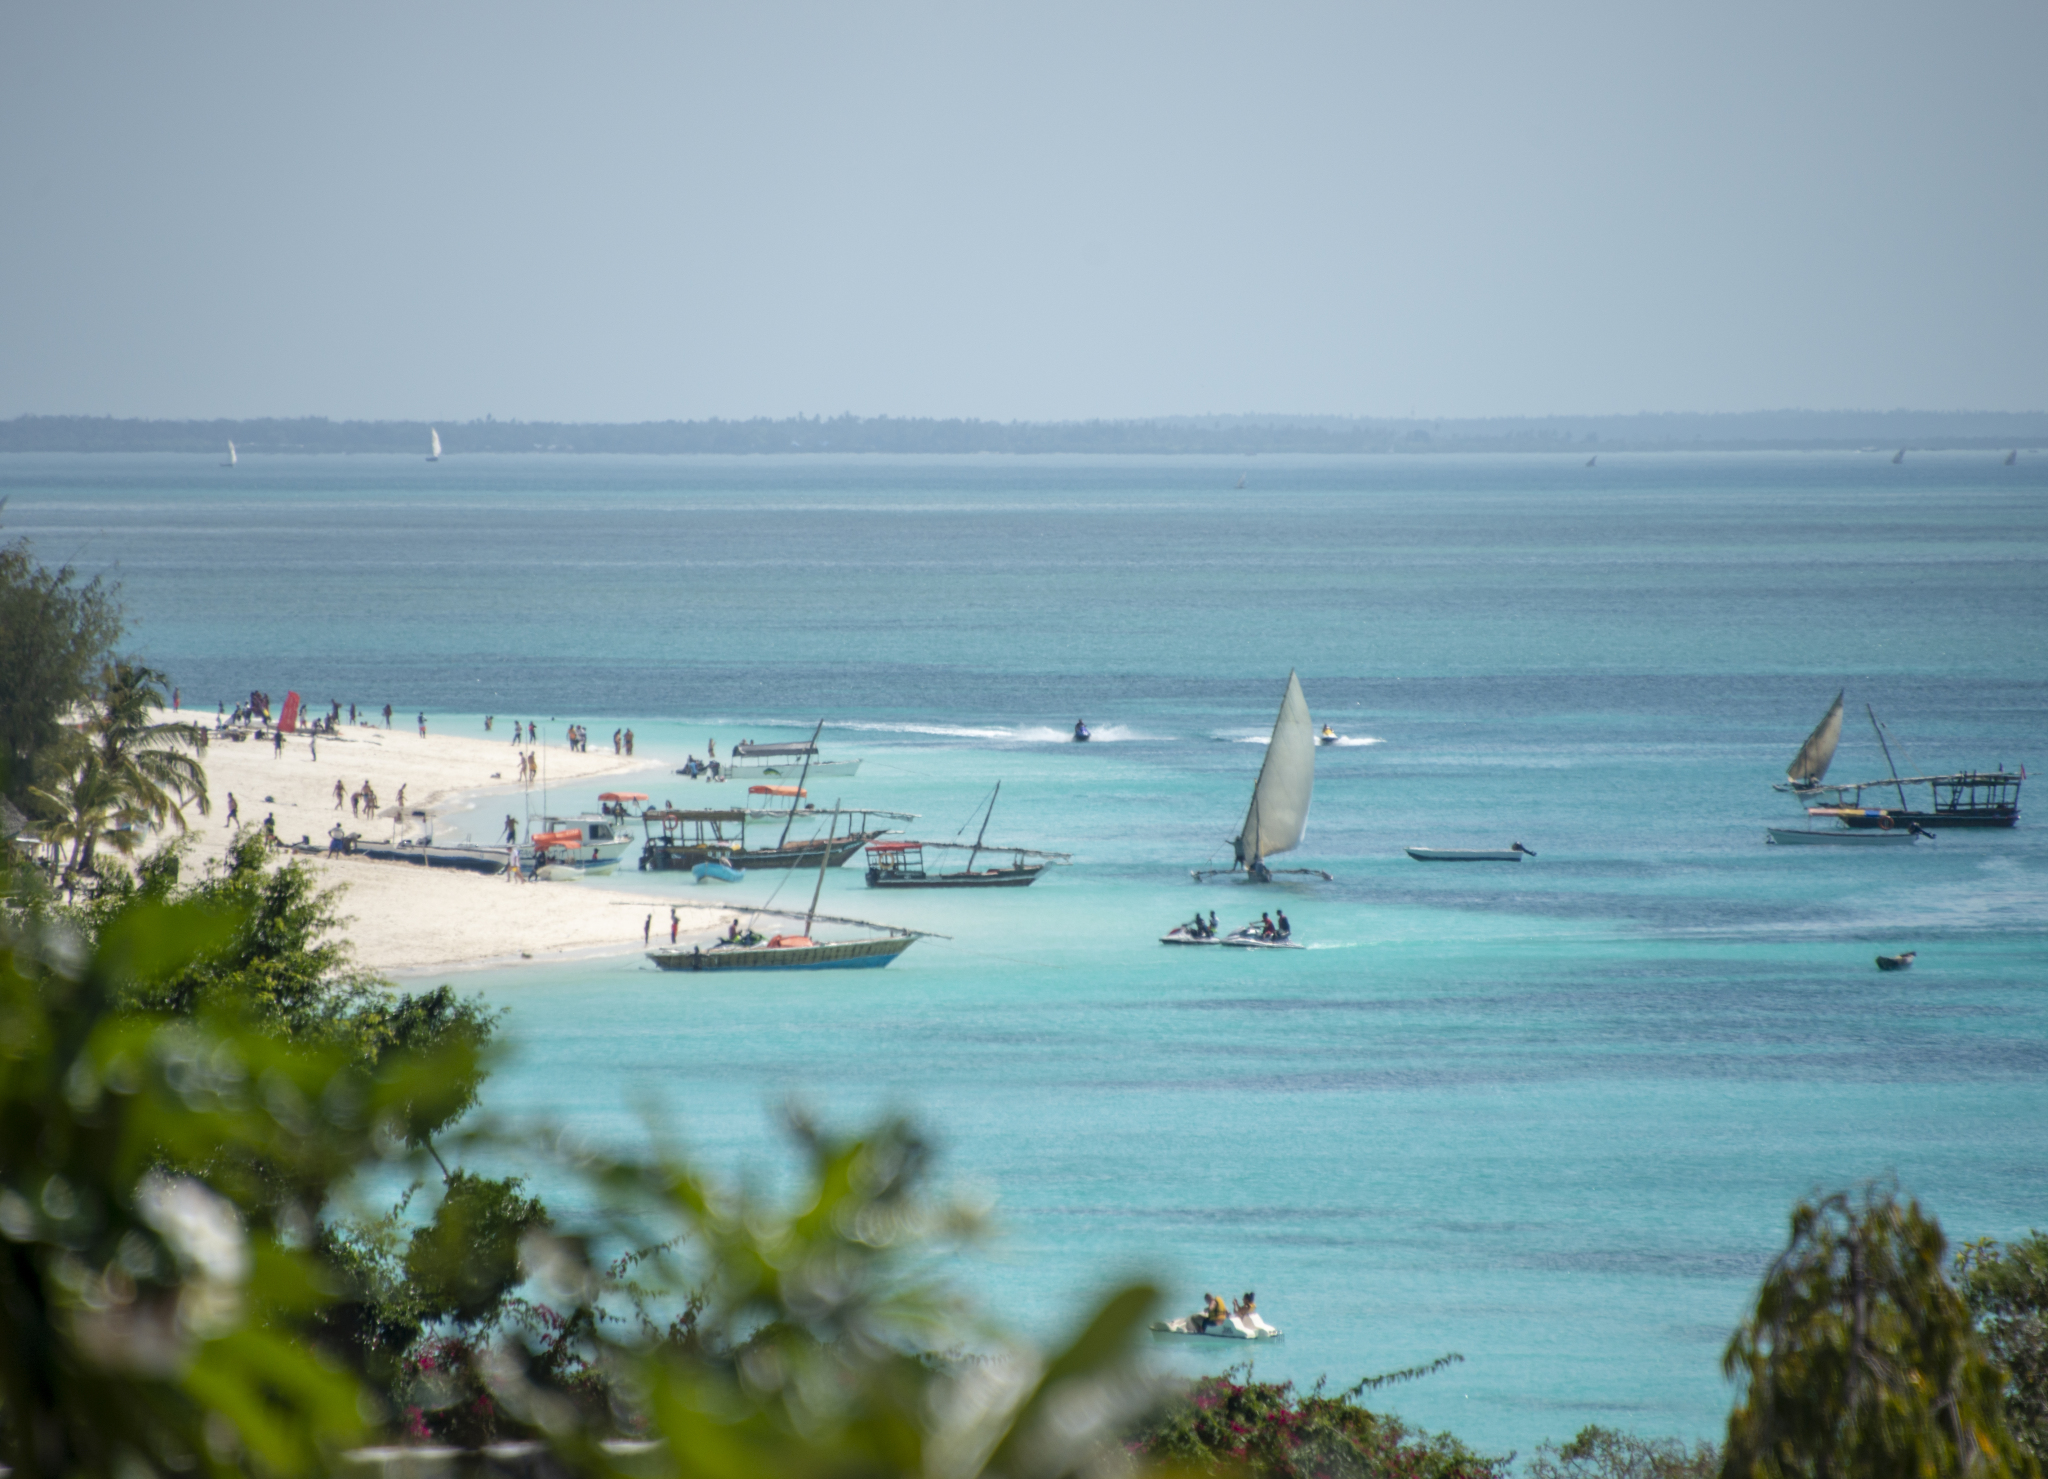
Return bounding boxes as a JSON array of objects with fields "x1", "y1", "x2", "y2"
[{"x1": 6, "y1": 451, "x2": 2045, "y2": 1455}]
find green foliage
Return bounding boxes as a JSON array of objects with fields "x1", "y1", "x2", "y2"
[
  {"x1": 1958, "y1": 1233, "x2": 2048, "y2": 1463},
  {"x1": 0, "y1": 900, "x2": 477, "y2": 1479},
  {"x1": 0, "y1": 529, "x2": 124, "y2": 805},
  {"x1": 1721, "y1": 1186, "x2": 2037, "y2": 1479},
  {"x1": 78, "y1": 836, "x2": 498, "y2": 1143},
  {"x1": 1527, "y1": 1426, "x2": 1718, "y2": 1479},
  {"x1": 1128, "y1": 1362, "x2": 1506, "y2": 1479}
]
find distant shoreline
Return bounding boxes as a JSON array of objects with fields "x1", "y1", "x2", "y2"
[{"x1": 6, "y1": 411, "x2": 2046, "y2": 457}]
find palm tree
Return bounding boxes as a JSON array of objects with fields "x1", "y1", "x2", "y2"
[
  {"x1": 26, "y1": 663, "x2": 209, "y2": 893},
  {"x1": 82, "y1": 662, "x2": 210, "y2": 832},
  {"x1": 28, "y1": 748, "x2": 146, "y2": 893}
]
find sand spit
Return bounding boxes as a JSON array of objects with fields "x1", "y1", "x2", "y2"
[{"x1": 163, "y1": 716, "x2": 728, "y2": 976}]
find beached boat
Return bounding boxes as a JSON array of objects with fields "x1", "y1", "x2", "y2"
[
  {"x1": 1194, "y1": 671, "x2": 1331, "y2": 882},
  {"x1": 724, "y1": 740, "x2": 862, "y2": 780},
  {"x1": 1775, "y1": 696, "x2": 2021, "y2": 827},
  {"x1": 1406, "y1": 844, "x2": 1535, "y2": 862},
  {"x1": 862, "y1": 783, "x2": 1068, "y2": 888},
  {"x1": 646, "y1": 842, "x2": 930, "y2": 972},
  {"x1": 530, "y1": 813, "x2": 637, "y2": 875}
]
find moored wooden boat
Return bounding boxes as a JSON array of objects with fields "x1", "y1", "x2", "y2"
[
  {"x1": 863, "y1": 782, "x2": 1068, "y2": 888},
  {"x1": 648, "y1": 934, "x2": 913, "y2": 971},
  {"x1": 1407, "y1": 844, "x2": 1534, "y2": 862},
  {"x1": 1876, "y1": 952, "x2": 1917, "y2": 971},
  {"x1": 1766, "y1": 827, "x2": 1919, "y2": 846}
]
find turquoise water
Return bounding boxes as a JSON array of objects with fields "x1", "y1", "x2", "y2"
[{"x1": 6, "y1": 452, "x2": 2046, "y2": 1453}]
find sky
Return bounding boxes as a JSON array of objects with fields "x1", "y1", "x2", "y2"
[{"x1": 3, "y1": 1, "x2": 2045, "y2": 422}]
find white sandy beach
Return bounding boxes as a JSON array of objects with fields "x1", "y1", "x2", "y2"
[{"x1": 167, "y1": 717, "x2": 730, "y2": 975}]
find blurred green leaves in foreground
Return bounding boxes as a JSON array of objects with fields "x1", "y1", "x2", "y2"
[{"x1": 3, "y1": 842, "x2": 2046, "y2": 1479}]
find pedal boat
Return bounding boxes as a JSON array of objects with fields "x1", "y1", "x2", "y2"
[{"x1": 1150, "y1": 1312, "x2": 1283, "y2": 1342}]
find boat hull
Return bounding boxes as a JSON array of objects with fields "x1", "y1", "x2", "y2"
[
  {"x1": 641, "y1": 833, "x2": 882, "y2": 872},
  {"x1": 1767, "y1": 828, "x2": 1918, "y2": 846},
  {"x1": 865, "y1": 865, "x2": 1043, "y2": 888},
  {"x1": 724, "y1": 759, "x2": 862, "y2": 780},
  {"x1": 1222, "y1": 931, "x2": 1301, "y2": 948},
  {"x1": 1406, "y1": 848, "x2": 1524, "y2": 862},
  {"x1": 646, "y1": 935, "x2": 914, "y2": 971},
  {"x1": 692, "y1": 860, "x2": 745, "y2": 882},
  {"x1": 1833, "y1": 809, "x2": 2015, "y2": 829}
]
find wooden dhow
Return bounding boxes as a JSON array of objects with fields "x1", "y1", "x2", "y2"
[{"x1": 1194, "y1": 671, "x2": 1332, "y2": 882}]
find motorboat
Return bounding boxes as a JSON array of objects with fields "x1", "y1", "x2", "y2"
[
  {"x1": 725, "y1": 740, "x2": 862, "y2": 780},
  {"x1": 1876, "y1": 952, "x2": 1917, "y2": 971},
  {"x1": 1151, "y1": 1312, "x2": 1282, "y2": 1342},
  {"x1": 1193, "y1": 671, "x2": 1331, "y2": 883},
  {"x1": 1073, "y1": 721, "x2": 1091, "y2": 742},
  {"x1": 1407, "y1": 844, "x2": 1535, "y2": 862},
  {"x1": 528, "y1": 813, "x2": 637, "y2": 875}
]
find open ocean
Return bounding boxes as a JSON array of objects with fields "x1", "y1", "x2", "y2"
[{"x1": 6, "y1": 451, "x2": 2045, "y2": 1456}]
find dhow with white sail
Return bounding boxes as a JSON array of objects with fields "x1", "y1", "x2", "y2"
[
  {"x1": 1775, "y1": 690, "x2": 1844, "y2": 794},
  {"x1": 427, "y1": 428, "x2": 442, "y2": 462},
  {"x1": 1194, "y1": 670, "x2": 1331, "y2": 882}
]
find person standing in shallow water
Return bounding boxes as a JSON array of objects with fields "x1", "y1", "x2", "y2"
[{"x1": 383, "y1": 704, "x2": 392, "y2": 728}]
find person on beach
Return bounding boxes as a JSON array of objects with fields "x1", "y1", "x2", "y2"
[
  {"x1": 504, "y1": 815, "x2": 518, "y2": 843},
  {"x1": 272, "y1": 729, "x2": 284, "y2": 757},
  {"x1": 708, "y1": 738, "x2": 716, "y2": 760},
  {"x1": 625, "y1": 728, "x2": 634, "y2": 756},
  {"x1": 671, "y1": 908, "x2": 680, "y2": 943},
  {"x1": 417, "y1": 713, "x2": 426, "y2": 737},
  {"x1": 224, "y1": 793, "x2": 239, "y2": 828},
  {"x1": 643, "y1": 914, "x2": 651, "y2": 945},
  {"x1": 383, "y1": 704, "x2": 392, "y2": 728},
  {"x1": 485, "y1": 715, "x2": 494, "y2": 732},
  {"x1": 506, "y1": 843, "x2": 521, "y2": 882},
  {"x1": 173, "y1": 688, "x2": 179, "y2": 711},
  {"x1": 396, "y1": 784, "x2": 406, "y2": 812},
  {"x1": 261, "y1": 813, "x2": 276, "y2": 842},
  {"x1": 334, "y1": 779, "x2": 346, "y2": 809},
  {"x1": 309, "y1": 737, "x2": 317, "y2": 761},
  {"x1": 613, "y1": 729, "x2": 621, "y2": 755}
]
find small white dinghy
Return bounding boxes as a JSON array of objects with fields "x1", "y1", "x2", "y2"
[
  {"x1": 1151, "y1": 1312, "x2": 1283, "y2": 1342},
  {"x1": 1767, "y1": 827, "x2": 1920, "y2": 846},
  {"x1": 1407, "y1": 843, "x2": 1536, "y2": 862}
]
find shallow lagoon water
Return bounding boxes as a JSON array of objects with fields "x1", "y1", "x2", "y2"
[{"x1": 6, "y1": 451, "x2": 2046, "y2": 1453}]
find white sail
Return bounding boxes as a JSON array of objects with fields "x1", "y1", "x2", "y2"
[
  {"x1": 226, "y1": 440, "x2": 237, "y2": 465},
  {"x1": 429, "y1": 428, "x2": 442, "y2": 459},
  {"x1": 1236, "y1": 671, "x2": 1315, "y2": 864},
  {"x1": 1787, "y1": 690, "x2": 1844, "y2": 787}
]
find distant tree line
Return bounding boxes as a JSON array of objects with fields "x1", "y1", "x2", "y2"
[{"x1": 4, "y1": 410, "x2": 2045, "y2": 456}]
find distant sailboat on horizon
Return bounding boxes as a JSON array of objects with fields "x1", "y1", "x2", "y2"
[
  {"x1": 1235, "y1": 474, "x2": 1247, "y2": 489},
  {"x1": 2007, "y1": 450, "x2": 2018, "y2": 466},
  {"x1": 222, "y1": 440, "x2": 237, "y2": 468},
  {"x1": 427, "y1": 428, "x2": 442, "y2": 462},
  {"x1": 1585, "y1": 454, "x2": 1597, "y2": 467},
  {"x1": 1892, "y1": 448, "x2": 1906, "y2": 464}
]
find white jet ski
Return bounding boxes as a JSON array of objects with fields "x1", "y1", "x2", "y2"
[
  {"x1": 1221, "y1": 921, "x2": 1302, "y2": 949},
  {"x1": 1161, "y1": 924, "x2": 1223, "y2": 945},
  {"x1": 1151, "y1": 1312, "x2": 1283, "y2": 1341}
]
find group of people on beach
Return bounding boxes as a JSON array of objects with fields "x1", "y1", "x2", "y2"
[
  {"x1": 332, "y1": 778, "x2": 381, "y2": 817},
  {"x1": 611, "y1": 728, "x2": 636, "y2": 755}
]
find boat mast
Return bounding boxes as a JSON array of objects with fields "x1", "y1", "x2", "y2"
[
  {"x1": 1867, "y1": 705, "x2": 1910, "y2": 811},
  {"x1": 802, "y1": 814, "x2": 832, "y2": 936},
  {"x1": 964, "y1": 781, "x2": 999, "y2": 875},
  {"x1": 776, "y1": 718, "x2": 826, "y2": 849}
]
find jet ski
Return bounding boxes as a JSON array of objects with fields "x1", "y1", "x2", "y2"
[
  {"x1": 1072, "y1": 721, "x2": 1091, "y2": 742},
  {"x1": 1318, "y1": 725, "x2": 1339, "y2": 745},
  {"x1": 1221, "y1": 921, "x2": 1301, "y2": 949},
  {"x1": 1160, "y1": 922, "x2": 1222, "y2": 945}
]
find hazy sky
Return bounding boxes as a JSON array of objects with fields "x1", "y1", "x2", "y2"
[{"x1": 4, "y1": 2, "x2": 2044, "y2": 421}]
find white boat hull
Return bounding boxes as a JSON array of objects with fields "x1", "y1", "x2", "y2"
[
  {"x1": 1150, "y1": 1314, "x2": 1282, "y2": 1341},
  {"x1": 1222, "y1": 928, "x2": 1301, "y2": 949},
  {"x1": 1767, "y1": 828, "x2": 1917, "y2": 846},
  {"x1": 724, "y1": 759, "x2": 862, "y2": 780},
  {"x1": 1407, "y1": 847, "x2": 1524, "y2": 862},
  {"x1": 1160, "y1": 928, "x2": 1222, "y2": 945}
]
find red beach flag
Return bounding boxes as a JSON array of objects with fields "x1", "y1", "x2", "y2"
[{"x1": 279, "y1": 691, "x2": 302, "y2": 733}]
